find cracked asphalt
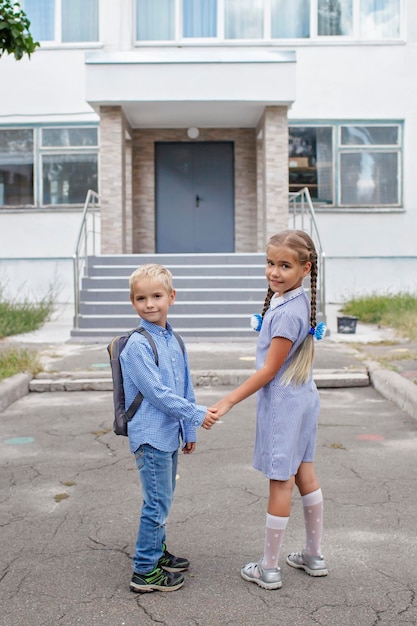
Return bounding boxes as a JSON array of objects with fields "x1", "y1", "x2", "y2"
[{"x1": 1, "y1": 373, "x2": 417, "y2": 625}]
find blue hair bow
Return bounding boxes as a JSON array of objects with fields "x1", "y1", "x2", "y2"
[{"x1": 309, "y1": 321, "x2": 326, "y2": 340}]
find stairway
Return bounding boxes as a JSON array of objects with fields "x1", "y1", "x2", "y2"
[{"x1": 71, "y1": 253, "x2": 268, "y2": 340}]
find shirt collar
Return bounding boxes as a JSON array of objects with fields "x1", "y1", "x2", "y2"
[
  {"x1": 139, "y1": 318, "x2": 173, "y2": 337},
  {"x1": 270, "y1": 286, "x2": 304, "y2": 310}
]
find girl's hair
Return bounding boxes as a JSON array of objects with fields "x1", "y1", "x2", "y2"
[
  {"x1": 129, "y1": 263, "x2": 173, "y2": 297},
  {"x1": 261, "y1": 229, "x2": 318, "y2": 386}
]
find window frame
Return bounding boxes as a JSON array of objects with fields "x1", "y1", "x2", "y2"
[
  {"x1": 0, "y1": 125, "x2": 99, "y2": 210},
  {"x1": 289, "y1": 121, "x2": 403, "y2": 211},
  {"x1": 337, "y1": 122, "x2": 402, "y2": 208},
  {"x1": 134, "y1": 0, "x2": 405, "y2": 45}
]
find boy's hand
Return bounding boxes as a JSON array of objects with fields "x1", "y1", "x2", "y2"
[
  {"x1": 202, "y1": 409, "x2": 218, "y2": 430},
  {"x1": 183, "y1": 442, "x2": 196, "y2": 454}
]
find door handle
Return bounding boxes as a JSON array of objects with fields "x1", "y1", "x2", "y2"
[{"x1": 195, "y1": 194, "x2": 200, "y2": 207}]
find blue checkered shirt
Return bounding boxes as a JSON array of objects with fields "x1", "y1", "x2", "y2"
[{"x1": 120, "y1": 320, "x2": 207, "y2": 453}]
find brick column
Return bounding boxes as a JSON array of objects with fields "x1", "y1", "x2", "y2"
[
  {"x1": 99, "y1": 106, "x2": 127, "y2": 254},
  {"x1": 125, "y1": 135, "x2": 133, "y2": 253},
  {"x1": 258, "y1": 106, "x2": 289, "y2": 247},
  {"x1": 256, "y1": 128, "x2": 265, "y2": 251}
]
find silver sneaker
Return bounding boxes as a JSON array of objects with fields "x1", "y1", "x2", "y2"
[
  {"x1": 286, "y1": 550, "x2": 328, "y2": 577},
  {"x1": 240, "y1": 560, "x2": 282, "y2": 590}
]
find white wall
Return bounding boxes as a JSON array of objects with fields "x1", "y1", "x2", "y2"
[
  {"x1": 0, "y1": 48, "x2": 97, "y2": 123},
  {"x1": 0, "y1": 212, "x2": 84, "y2": 302}
]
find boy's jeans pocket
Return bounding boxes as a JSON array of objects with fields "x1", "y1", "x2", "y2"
[{"x1": 134, "y1": 444, "x2": 145, "y2": 470}]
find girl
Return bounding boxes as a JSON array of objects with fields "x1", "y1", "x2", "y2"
[{"x1": 212, "y1": 229, "x2": 327, "y2": 590}]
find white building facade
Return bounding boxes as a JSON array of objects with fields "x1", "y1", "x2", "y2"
[{"x1": 0, "y1": 0, "x2": 415, "y2": 304}]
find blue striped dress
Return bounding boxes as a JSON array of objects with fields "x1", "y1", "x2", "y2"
[{"x1": 253, "y1": 287, "x2": 320, "y2": 480}]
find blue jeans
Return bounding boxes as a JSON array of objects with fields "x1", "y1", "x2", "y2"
[{"x1": 133, "y1": 444, "x2": 178, "y2": 574}]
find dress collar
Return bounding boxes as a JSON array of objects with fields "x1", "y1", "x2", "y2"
[{"x1": 269, "y1": 286, "x2": 304, "y2": 310}]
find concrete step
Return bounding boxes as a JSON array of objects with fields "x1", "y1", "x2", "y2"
[
  {"x1": 86, "y1": 253, "x2": 266, "y2": 267},
  {"x1": 79, "y1": 287, "x2": 267, "y2": 302},
  {"x1": 81, "y1": 275, "x2": 267, "y2": 290},
  {"x1": 87, "y1": 264, "x2": 266, "y2": 277},
  {"x1": 74, "y1": 312, "x2": 261, "y2": 330},
  {"x1": 29, "y1": 368, "x2": 370, "y2": 391},
  {"x1": 79, "y1": 301, "x2": 263, "y2": 316}
]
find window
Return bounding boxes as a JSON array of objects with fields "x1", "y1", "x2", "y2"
[
  {"x1": 135, "y1": 0, "x2": 402, "y2": 42},
  {"x1": 289, "y1": 123, "x2": 402, "y2": 208},
  {"x1": 41, "y1": 128, "x2": 98, "y2": 205},
  {"x1": 0, "y1": 130, "x2": 34, "y2": 206},
  {"x1": 0, "y1": 127, "x2": 98, "y2": 209},
  {"x1": 271, "y1": 0, "x2": 310, "y2": 38},
  {"x1": 289, "y1": 127, "x2": 334, "y2": 203},
  {"x1": 224, "y1": 0, "x2": 264, "y2": 40},
  {"x1": 339, "y1": 125, "x2": 400, "y2": 206},
  {"x1": 360, "y1": 0, "x2": 400, "y2": 39},
  {"x1": 22, "y1": 0, "x2": 99, "y2": 44},
  {"x1": 183, "y1": 0, "x2": 217, "y2": 38},
  {"x1": 318, "y1": 0, "x2": 352, "y2": 36}
]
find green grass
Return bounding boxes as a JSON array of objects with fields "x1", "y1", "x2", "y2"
[
  {"x1": 0, "y1": 285, "x2": 56, "y2": 381},
  {"x1": 341, "y1": 293, "x2": 417, "y2": 340},
  {"x1": 0, "y1": 347, "x2": 42, "y2": 381},
  {"x1": 0, "y1": 289, "x2": 55, "y2": 339}
]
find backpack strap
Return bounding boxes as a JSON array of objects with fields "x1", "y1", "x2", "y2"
[
  {"x1": 125, "y1": 327, "x2": 185, "y2": 420},
  {"x1": 173, "y1": 330, "x2": 185, "y2": 355}
]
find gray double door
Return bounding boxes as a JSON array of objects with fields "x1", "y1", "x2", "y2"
[{"x1": 155, "y1": 142, "x2": 234, "y2": 253}]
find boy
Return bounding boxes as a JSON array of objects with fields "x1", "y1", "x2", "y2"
[{"x1": 120, "y1": 264, "x2": 218, "y2": 593}]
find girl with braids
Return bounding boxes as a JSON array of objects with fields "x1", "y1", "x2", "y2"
[{"x1": 212, "y1": 229, "x2": 327, "y2": 590}]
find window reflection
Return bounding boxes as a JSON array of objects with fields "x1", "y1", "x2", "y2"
[
  {"x1": 183, "y1": 0, "x2": 217, "y2": 37},
  {"x1": 317, "y1": 0, "x2": 353, "y2": 36},
  {"x1": 271, "y1": 0, "x2": 310, "y2": 38},
  {"x1": 224, "y1": 0, "x2": 264, "y2": 39},
  {"x1": 360, "y1": 0, "x2": 400, "y2": 39},
  {"x1": 0, "y1": 130, "x2": 34, "y2": 206},
  {"x1": 42, "y1": 155, "x2": 98, "y2": 205}
]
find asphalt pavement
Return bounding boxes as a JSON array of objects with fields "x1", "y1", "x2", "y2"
[{"x1": 1, "y1": 304, "x2": 417, "y2": 625}]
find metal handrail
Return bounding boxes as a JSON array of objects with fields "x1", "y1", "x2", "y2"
[
  {"x1": 288, "y1": 187, "x2": 326, "y2": 324},
  {"x1": 73, "y1": 190, "x2": 100, "y2": 327}
]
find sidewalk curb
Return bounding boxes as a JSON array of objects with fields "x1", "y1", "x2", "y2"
[
  {"x1": 0, "y1": 372, "x2": 32, "y2": 413},
  {"x1": 3, "y1": 366, "x2": 417, "y2": 425},
  {"x1": 366, "y1": 360, "x2": 417, "y2": 422}
]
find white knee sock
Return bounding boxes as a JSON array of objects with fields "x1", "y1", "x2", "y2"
[
  {"x1": 262, "y1": 513, "x2": 289, "y2": 569},
  {"x1": 302, "y1": 488, "x2": 324, "y2": 557}
]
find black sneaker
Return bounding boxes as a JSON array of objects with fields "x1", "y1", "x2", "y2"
[
  {"x1": 158, "y1": 543, "x2": 190, "y2": 572},
  {"x1": 130, "y1": 566, "x2": 184, "y2": 593}
]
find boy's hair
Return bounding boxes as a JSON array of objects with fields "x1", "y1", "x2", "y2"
[
  {"x1": 129, "y1": 264, "x2": 173, "y2": 297},
  {"x1": 261, "y1": 229, "x2": 318, "y2": 386}
]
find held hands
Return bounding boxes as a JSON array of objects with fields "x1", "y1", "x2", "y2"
[
  {"x1": 201, "y1": 395, "x2": 235, "y2": 430},
  {"x1": 202, "y1": 408, "x2": 218, "y2": 430}
]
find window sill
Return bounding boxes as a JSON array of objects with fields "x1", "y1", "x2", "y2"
[
  {"x1": 133, "y1": 39, "x2": 405, "y2": 48},
  {"x1": 314, "y1": 206, "x2": 405, "y2": 214}
]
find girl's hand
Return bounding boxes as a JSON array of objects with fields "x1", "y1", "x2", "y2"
[
  {"x1": 183, "y1": 442, "x2": 196, "y2": 454},
  {"x1": 210, "y1": 397, "x2": 234, "y2": 418}
]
